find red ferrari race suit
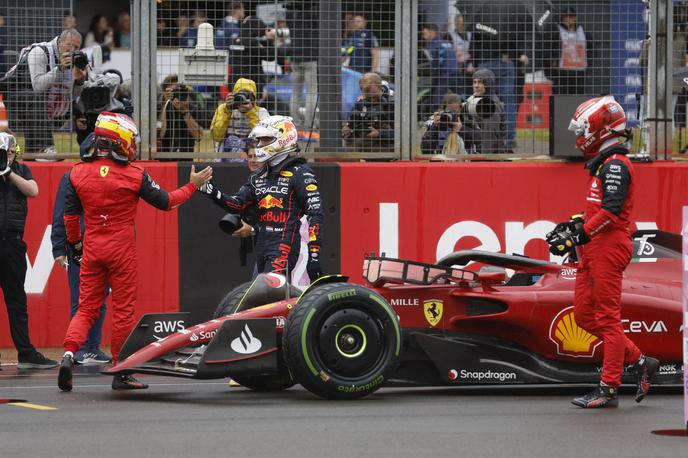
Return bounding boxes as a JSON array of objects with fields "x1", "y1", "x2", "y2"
[
  {"x1": 574, "y1": 146, "x2": 642, "y2": 387},
  {"x1": 63, "y1": 159, "x2": 196, "y2": 363}
]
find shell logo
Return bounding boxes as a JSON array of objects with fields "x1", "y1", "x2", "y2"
[{"x1": 548, "y1": 306, "x2": 602, "y2": 358}]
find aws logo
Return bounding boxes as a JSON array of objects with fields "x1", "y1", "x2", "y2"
[{"x1": 549, "y1": 306, "x2": 602, "y2": 358}]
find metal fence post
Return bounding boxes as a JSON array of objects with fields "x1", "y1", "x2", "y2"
[
  {"x1": 318, "y1": 0, "x2": 342, "y2": 152},
  {"x1": 132, "y1": 0, "x2": 156, "y2": 160},
  {"x1": 648, "y1": 0, "x2": 673, "y2": 159},
  {"x1": 395, "y1": 0, "x2": 416, "y2": 161}
]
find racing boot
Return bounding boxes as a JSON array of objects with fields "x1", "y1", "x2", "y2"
[
  {"x1": 111, "y1": 375, "x2": 149, "y2": 390},
  {"x1": 57, "y1": 353, "x2": 75, "y2": 392},
  {"x1": 631, "y1": 355, "x2": 659, "y2": 403},
  {"x1": 571, "y1": 383, "x2": 618, "y2": 408}
]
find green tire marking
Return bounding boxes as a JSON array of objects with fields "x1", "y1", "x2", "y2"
[
  {"x1": 334, "y1": 324, "x2": 367, "y2": 358},
  {"x1": 301, "y1": 307, "x2": 319, "y2": 376},
  {"x1": 368, "y1": 293, "x2": 401, "y2": 356}
]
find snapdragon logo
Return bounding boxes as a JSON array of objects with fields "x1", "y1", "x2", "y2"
[
  {"x1": 230, "y1": 324, "x2": 262, "y2": 354},
  {"x1": 459, "y1": 369, "x2": 517, "y2": 382}
]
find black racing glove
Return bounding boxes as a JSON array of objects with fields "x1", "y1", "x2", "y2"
[
  {"x1": 69, "y1": 241, "x2": 83, "y2": 266},
  {"x1": 307, "y1": 247, "x2": 323, "y2": 282},
  {"x1": 198, "y1": 180, "x2": 222, "y2": 202},
  {"x1": 546, "y1": 227, "x2": 590, "y2": 256}
]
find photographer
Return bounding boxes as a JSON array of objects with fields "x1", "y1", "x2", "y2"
[
  {"x1": 460, "y1": 68, "x2": 507, "y2": 154},
  {"x1": 342, "y1": 72, "x2": 394, "y2": 152},
  {"x1": 210, "y1": 77, "x2": 269, "y2": 161},
  {"x1": 420, "y1": 93, "x2": 466, "y2": 156},
  {"x1": 72, "y1": 52, "x2": 125, "y2": 145},
  {"x1": 159, "y1": 74, "x2": 203, "y2": 154},
  {"x1": 0, "y1": 28, "x2": 81, "y2": 155}
]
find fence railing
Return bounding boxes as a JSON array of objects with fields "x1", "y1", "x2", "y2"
[{"x1": 0, "y1": 0, "x2": 682, "y2": 161}]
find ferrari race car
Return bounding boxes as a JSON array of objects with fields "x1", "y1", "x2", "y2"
[{"x1": 106, "y1": 229, "x2": 683, "y2": 399}]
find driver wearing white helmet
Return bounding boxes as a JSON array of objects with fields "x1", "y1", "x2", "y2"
[{"x1": 199, "y1": 115, "x2": 324, "y2": 281}]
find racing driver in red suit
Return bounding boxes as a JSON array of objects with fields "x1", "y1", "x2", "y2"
[
  {"x1": 58, "y1": 112, "x2": 212, "y2": 392},
  {"x1": 547, "y1": 95, "x2": 659, "y2": 408},
  {"x1": 199, "y1": 115, "x2": 323, "y2": 281}
]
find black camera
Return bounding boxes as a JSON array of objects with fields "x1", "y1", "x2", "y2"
[
  {"x1": 351, "y1": 110, "x2": 382, "y2": 136},
  {"x1": 80, "y1": 86, "x2": 111, "y2": 112},
  {"x1": 232, "y1": 90, "x2": 254, "y2": 108},
  {"x1": 72, "y1": 51, "x2": 89, "y2": 70},
  {"x1": 173, "y1": 84, "x2": 191, "y2": 102},
  {"x1": 437, "y1": 111, "x2": 460, "y2": 130}
]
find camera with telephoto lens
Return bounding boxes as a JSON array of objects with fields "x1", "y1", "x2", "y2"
[
  {"x1": 232, "y1": 90, "x2": 254, "y2": 108},
  {"x1": 275, "y1": 27, "x2": 290, "y2": 38},
  {"x1": 437, "y1": 111, "x2": 461, "y2": 130},
  {"x1": 72, "y1": 51, "x2": 89, "y2": 70},
  {"x1": 460, "y1": 96, "x2": 496, "y2": 122}
]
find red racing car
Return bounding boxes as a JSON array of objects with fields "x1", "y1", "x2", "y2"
[{"x1": 105, "y1": 229, "x2": 683, "y2": 399}]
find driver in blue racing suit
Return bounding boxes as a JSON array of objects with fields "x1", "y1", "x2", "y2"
[{"x1": 199, "y1": 115, "x2": 323, "y2": 281}]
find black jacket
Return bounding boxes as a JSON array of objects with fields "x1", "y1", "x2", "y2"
[{"x1": 0, "y1": 162, "x2": 33, "y2": 236}]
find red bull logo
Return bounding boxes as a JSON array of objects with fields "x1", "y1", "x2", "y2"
[{"x1": 258, "y1": 194, "x2": 283, "y2": 209}]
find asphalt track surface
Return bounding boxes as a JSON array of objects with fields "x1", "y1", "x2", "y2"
[{"x1": 1, "y1": 364, "x2": 686, "y2": 458}]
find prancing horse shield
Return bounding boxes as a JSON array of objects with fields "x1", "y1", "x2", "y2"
[{"x1": 423, "y1": 299, "x2": 443, "y2": 327}]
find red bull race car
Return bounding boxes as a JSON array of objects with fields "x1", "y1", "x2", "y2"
[{"x1": 105, "y1": 229, "x2": 683, "y2": 399}]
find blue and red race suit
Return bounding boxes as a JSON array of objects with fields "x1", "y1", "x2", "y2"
[{"x1": 207, "y1": 157, "x2": 323, "y2": 275}]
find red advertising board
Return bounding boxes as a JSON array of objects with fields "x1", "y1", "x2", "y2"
[
  {"x1": 339, "y1": 162, "x2": 688, "y2": 283},
  {"x1": 0, "y1": 162, "x2": 181, "y2": 348}
]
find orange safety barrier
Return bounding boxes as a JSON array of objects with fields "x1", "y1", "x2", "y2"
[
  {"x1": 516, "y1": 81, "x2": 552, "y2": 129},
  {"x1": 0, "y1": 94, "x2": 8, "y2": 130}
]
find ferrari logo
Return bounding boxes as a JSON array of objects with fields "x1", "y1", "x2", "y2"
[
  {"x1": 99, "y1": 166, "x2": 109, "y2": 177},
  {"x1": 423, "y1": 299, "x2": 443, "y2": 327}
]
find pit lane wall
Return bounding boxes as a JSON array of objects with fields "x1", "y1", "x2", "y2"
[{"x1": 3, "y1": 161, "x2": 688, "y2": 348}]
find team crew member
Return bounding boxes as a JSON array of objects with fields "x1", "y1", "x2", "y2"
[
  {"x1": 58, "y1": 112, "x2": 212, "y2": 392},
  {"x1": 547, "y1": 95, "x2": 659, "y2": 408},
  {"x1": 199, "y1": 115, "x2": 323, "y2": 281},
  {"x1": 0, "y1": 133, "x2": 58, "y2": 369}
]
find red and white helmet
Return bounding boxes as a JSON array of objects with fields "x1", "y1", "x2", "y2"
[
  {"x1": 569, "y1": 95, "x2": 627, "y2": 158},
  {"x1": 249, "y1": 115, "x2": 299, "y2": 163},
  {"x1": 91, "y1": 112, "x2": 140, "y2": 163}
]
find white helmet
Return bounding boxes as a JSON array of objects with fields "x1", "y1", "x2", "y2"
[{"x1": 249, "y1": 115, "x2": 299, "y2": 163}]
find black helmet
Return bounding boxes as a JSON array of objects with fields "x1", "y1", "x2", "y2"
[{"x1": 219, "y1": 213, "x2": 242, "y2": 234}]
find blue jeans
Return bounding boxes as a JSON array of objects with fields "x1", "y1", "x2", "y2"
[
  {"x1": 68, "y1": 257, "x2": 107, "y2": 351},
  {"x1": 478, "y1": 59, "x2": 516, "y2": 142}
]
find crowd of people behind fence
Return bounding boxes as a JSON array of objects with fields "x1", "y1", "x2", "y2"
[{"x1": 0, "y1": 2, "x2": 676, "y2": 159}]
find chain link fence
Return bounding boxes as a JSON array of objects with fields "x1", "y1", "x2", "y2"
[{"x1": 0, "y1": 1, "x2": 683, "y2": 160}]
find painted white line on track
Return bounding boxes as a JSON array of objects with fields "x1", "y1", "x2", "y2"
[{"x1": 0, "y1": 381, "x2": 231, "y2": 390}]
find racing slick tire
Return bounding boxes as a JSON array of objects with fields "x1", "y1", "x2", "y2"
[
  {"x1": 213, "y1": 281, "x2": 254, "y2": 318},
  {"x1": 213, "y1": 281, "x2": 298, "y2": 392},
  {"x1": 283, "y1": 283, "x2": 401, "y2": 399}
]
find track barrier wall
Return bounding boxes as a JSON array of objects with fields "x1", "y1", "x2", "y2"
[{"x1": 2, "y1": 161, "x2": 688, "y2": 347}]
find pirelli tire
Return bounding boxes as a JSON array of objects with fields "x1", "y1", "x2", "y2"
[
  {"x1": 213, "y1": 282, "x2": 254, "y2": 318},
  {"x1": 213, "y1": 281, "x2": 296, "y2": 392},
  {"x1": 283, "y1": 283, "x2": 401, "y2": 399}
]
